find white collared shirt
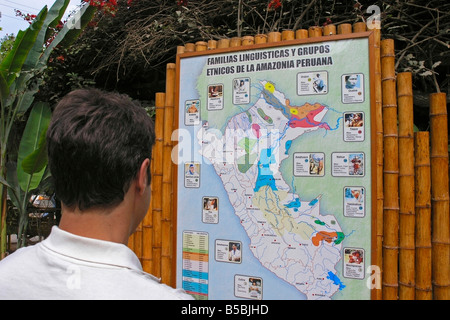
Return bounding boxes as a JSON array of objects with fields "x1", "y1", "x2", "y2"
[{"x1": 0, "y1": 226, "x2": 193, "y2": 300}]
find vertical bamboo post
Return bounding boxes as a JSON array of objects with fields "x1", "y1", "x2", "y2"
[
  {"x1": 151, "y1": 93, "x2": 165, "y2": 278},
  {"x1": 323, "y1": 24, "x2": 336, "y2": 36},
  {"x1": 184, "y1": 43, "x2": 195, "y2": 52},
  {"x1": 217, "y1": 38, "x2": 230, "y2": 48},
  {"x1": 397, "y1": 72, "x2": 415, "y2": 299},
  {"x1": 242, "y1": 36, "x2": 254, "y2": 46},
  {"x1": 161, "y1": 63, "x2": 176, "y2": 285},
  {"x1": 353, "y1": 22, "x2": 367, "y2": 33},
  {"x1": 144, "y1": 92, "x2": 166, "y2": 275},
  {"x1": 373, "y1": 27, "x2": 384, "y2": 301},
  {"x1": 337, "y1": 23, "x2": 352, "y2": 34},
  {"x1": 254, "y1": 34, "x2": 268, "y2": 44},
  {"x1": 429, "y1": 92, "x2": 450, "y2": 300},
  {"x1": 207, "y1": 40, "x2": 217, "y2": 50},
  {"x1": 414, "y1": 132, "x2": 433, "y2": 300},
  {"x1": 295, "y1": 29, "x2": 308, "y2": 39},
  {"x1": 177, "y1": 46, "x2": 185, "y2": 55},
  {"x1": 134, "y1": 225, "x2": 143, "y2": 263},
  {"x1": 230, "y1": 37, "x2": 242, "y2": 47},
  {"x1": 381, "y1": 39, "x2": 399, "y2": 300},
  {"x1": 308, "y1": 26, "x2": 322, "y2": 38},
  {"x1": 195, "y1": 41, "x2": 207, "y2": 51},
  {"x1": 281, "y1": 30, "x2": 295, "y2": 41},
  {"x1": 268, "y1": 31, "x2": 281, "y2": 43}
]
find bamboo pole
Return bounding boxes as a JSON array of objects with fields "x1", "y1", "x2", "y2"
[
  {"x1": 160, "y1": 63, "x2": 177, "y2": 285},
  {"x1": 242, "y1": 36, "x2": 254, "y2": 46},
  {"x1": 353, "y1": 22, "x2": 367, "y2": 33},
  {"x1": 429, "y1": 92, "x2": 450, "y2": 300},
  {"x1": 323, "y1": 24, "x2": 336, "y2": 36},
  {"x1": 230, "y1": 37, "x2": 242, "y2": 47},
  {"x1": 195, "y1": 41, "x2": 207, "y2": 51},
  {"x1": 373, "y1": 27, "x2": 384, "y2": 301},
  {"x1": 337, "y1": 23, "x2": 352, "y2": 34},
  {"x1": 150, "y1": 92, "x2": 165, "y2": 277},
  {"x1": 176, "y1": 46, "x2": 185, "y2": 55},
  {"x1": 184, "y1": 43, "x2": 195, "y2": 52},
  {"x1": 207, "y1": 40, "x2": 217, "y2": 50},
  {"x1": 397, "y1": 72, "x2": 415, "y2": 300},
  {"x1": 134, "y1": 224, "x2": 143, "y2": 262},
  {"x1": 308, "y1": 26, "x2": 322, "y2": 38},
  {"x1": 295, "y1": 29, "x2": 308, "y2": 39},
  {"x1": 254, "y1": 34, "x2": 267, "y2": 44},
  {"x1": 281, "y1": 30, "x2": 295, "y2": 41},
  {"x1": 268, "y1": 31, "x2": 281, "y2": 43},
  {"x1": 217, "y1": 38, "x2": 230, "y2": 48},
  {"x1": 381, "y1": 39, "x2": 399, "y2": 300},
  {"x1": 414, "y1": 132, "x2": 433, "y2": 300}
]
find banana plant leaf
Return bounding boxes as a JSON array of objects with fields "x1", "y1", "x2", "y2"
[
  {"x1": 16, "y1": 102, "x2": 52, "y2": 192},
  {"x1": 21, "y1": 124, "x2": 48, "y2": 175},
  {"x1": 0, "y1": 8, "x2": 48, "y2": 86},
  {"x1": 23, "y1": 0, "x2": 71, "y2": 72}
]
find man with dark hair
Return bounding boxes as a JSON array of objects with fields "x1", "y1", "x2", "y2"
[{"x1": 0, "y1": 88, "x2": 193, "y2": 300}]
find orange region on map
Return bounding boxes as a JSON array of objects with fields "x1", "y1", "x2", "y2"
[
  {"x1": 183, "y1": 251, "x2": 209, "y2": 262},
  {"x1": 311, "y1": 231, "x2": 338, "y2": 246},
  {"x1": 285, "y1": 100, "x2": 330, "y2": 130}
]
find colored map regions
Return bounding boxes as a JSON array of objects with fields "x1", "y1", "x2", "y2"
[{"x1": 198, "y1": 80, "x2": 345, "y2": 299}]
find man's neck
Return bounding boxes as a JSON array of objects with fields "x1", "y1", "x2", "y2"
[{"x1": 58, "y1": 202, "x2": 132, "y2": 245}]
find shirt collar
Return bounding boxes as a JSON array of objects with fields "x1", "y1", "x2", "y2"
[{"x1": 41, "y1": 226, "x2": 143, "y2": 271}]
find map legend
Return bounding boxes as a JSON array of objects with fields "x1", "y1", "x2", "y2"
[{"x1": 182, "y1": 231, "x2": 209, "y2": 300}]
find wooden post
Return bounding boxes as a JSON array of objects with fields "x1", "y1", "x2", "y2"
[
  {"x1": 160, "y1": 63, "x2": 176, "y2": 285},
  {"x1": 217, "y1": 38, "x2": 230, "y2": 48},
  {"x1": 337, "y1": 23, "x2": 352, "y2": 34},
  {"x1": 242, "y1": 36, "x2": 254, "y2": 46},
  {"x1": 207, "y1": 40, "x2": 217, "y2": 50},
  {"x1": 184, "y1": 43, "x2": 195, "y2": 52},
  {"x1": 151, "y1": 92, "x2": 165, "y2": 278},
  {"x1": 397, "y1": 72, "x2": 415, "y2": 299},
  {"x1": 353, "y1": 22, "x2": 367, "y2": 33},
  {"x1": 308, "y1": 26, "x2": 322, "y2": 38},
  {"x1": 323, "y1": 24, "x2": 336, "y2": 36},
  {"x1": 268, "y1": 31, "x2": 281, "y2": 43},
  {"x1": 373, "y1": 27, "x2": 384, "y2": 301},
  {"x1": 429, "y1": 92, "x2": 450, "y2": 300},
  {"x1": 381, "y1": 39, "x2": 399, "y2": 300},
  {"x1": 176, "y1": 46, "x2": 185, "y2": 55},
  {"x1": 254, "y1": 34, "x2": 267, "y2": 44},
  {"x1": 295, "y1": 29, "x2": 308, "y2": 39},
  {"x1": 281, "y1": 30, "x2": 295, "y2": 41},
  {"x1": 143, "y1": 92, "x2": 166, "y2": 274},
  {"x1": 414, "y1": 132, "x2": 433, "y2": 300},
  {"x1": 230, "y1": 37, "x2": 242, "y2": 47},
  {"x1": 195, "y1": 41, "x2": 207, "y2": 51}
]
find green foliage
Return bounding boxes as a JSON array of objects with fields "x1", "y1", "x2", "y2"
[
  {"x1": 0, "y1": 35, "x2": 16, "y2": 62},
  {"x1": 0, "y1": 0, "x2": 97, "y2": 255}
]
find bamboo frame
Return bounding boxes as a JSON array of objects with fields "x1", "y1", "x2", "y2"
[
  {"x1": 397, "y1": 72, "x2": 415, "y2": 299},
  {"x1": 414, "y1": 132, "x2": 432, "y2": 300},
  {"x1": 372, "y1": 27, "x2": 383, "y2": 301},
  {"x1": 161, "y1": 63, "x2": 176, "y2": 285},
  {"x1": 381, "y1": 38, "x2": 399, "y2": 300},
  {"x1": 429, "y1": 93, "x2": 450, "y2": 300},
  {"x1": 127, "y1": 22, "x2": 449, "y2": 301}
]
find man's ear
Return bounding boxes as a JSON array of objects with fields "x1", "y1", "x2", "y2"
[{"x1": 137, "y1": 158, "x2": 151, "y2": 195}]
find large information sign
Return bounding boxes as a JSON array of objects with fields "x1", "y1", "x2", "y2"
[{"x1": 174, "y1": 32, "x2": 377, "y2": 300}]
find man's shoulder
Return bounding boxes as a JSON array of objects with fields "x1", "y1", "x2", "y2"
[
  {"x1": 125, "y1": 270, "x2": 194, "y2": 300},
  {"x1": 0, "y1": 245, "x2": 39, "y2": 270}
]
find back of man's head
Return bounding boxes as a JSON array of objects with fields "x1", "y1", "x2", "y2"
[{"x1": 46, "y1": 88, "x2": 155, "y2": 211}]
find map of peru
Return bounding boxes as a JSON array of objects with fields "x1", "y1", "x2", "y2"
[{"x1": 198, "y1": 81, "x2": 345, "y2": 299}]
